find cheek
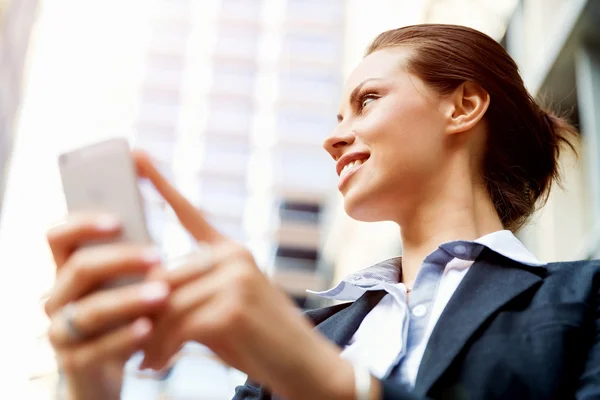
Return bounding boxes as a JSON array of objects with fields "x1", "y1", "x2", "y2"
[{"x1": 363, "y1": 100, "x2": 444, "y2": 180}]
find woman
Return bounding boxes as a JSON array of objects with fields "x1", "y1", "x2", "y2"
[{"x1": 45, "y1": 24, "x2": 599, "y2": 400}]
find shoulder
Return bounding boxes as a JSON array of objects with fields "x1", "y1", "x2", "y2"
[
  {"x1": 543, "y1": 259, "x2": 600, "y2": 278},
  {"x1": 534, "y1": 259, "x2": 600, "y2": 303}
]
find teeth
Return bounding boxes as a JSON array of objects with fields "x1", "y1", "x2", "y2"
[{"x1": 340, "y1": 159, "x2": 365, "y2": 178}]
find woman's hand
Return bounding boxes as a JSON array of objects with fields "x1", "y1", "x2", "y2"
[
  {"x1": 134, "y1": 152, "x2": 357, "y2": 400},
  {"x1": 44, "y1": 213, "x2": 170, "y2": 400}
]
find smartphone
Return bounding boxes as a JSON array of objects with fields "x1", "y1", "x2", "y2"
[{"x1": 58, "y1": 138, "x2": 153, "y2": 284}]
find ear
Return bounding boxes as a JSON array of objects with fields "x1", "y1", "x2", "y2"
[{"x1": 443, "y1": 81, "x2": 490, "y2": 135}]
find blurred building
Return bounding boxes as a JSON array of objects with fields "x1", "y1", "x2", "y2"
[
  {"x1": 0, "y1": 0, "x2": 347, "y2": 398},
  {"x1": 504, "y1": 0, "x2": 600, "y2": 261},
  {"x1": 130, "y1": 0, "x2": 344, "y2": 312},
  {"x1": 0, "y1": 0, "x2": 38, "y2": 216}
]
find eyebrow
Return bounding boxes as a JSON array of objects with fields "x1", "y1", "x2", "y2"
[{"x1": 337, "y1": 78, "x2": 384, "y2": 123}]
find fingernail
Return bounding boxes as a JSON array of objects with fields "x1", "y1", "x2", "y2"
[
  {"x1": 140, "y1": 282, "x2": 169, "y2": 302},
  {"x1": 142, "y1": 248, "x2": 162, "y2": 265},
  {"x1": 133, "y1": 318, "x2": 152, "y2": 338},
  {"x1": 95, "y1": 215, "x2": 121, "y2": 231}
]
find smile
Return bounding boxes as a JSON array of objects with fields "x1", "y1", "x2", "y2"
[
  {"x1": 340, "y1": 159, "x2": 365, "y2": 179},
  {"x1": 336, "y1": 152, "x2": 370, "y2": 190}
]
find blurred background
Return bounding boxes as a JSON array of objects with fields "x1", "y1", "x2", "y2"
[{"x1": 0, "y1": 0, "x2": 598, "y2": 398}]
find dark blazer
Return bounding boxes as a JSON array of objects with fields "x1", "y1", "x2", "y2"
[{"x1": 233, "y1": 248, "x2": 600, "y2": 399}]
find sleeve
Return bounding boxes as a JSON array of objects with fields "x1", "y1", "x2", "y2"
[
  {"x1": 575, "y1": 287, "x2": 600, "y2": 399},
  {"x1": 232, "y1": 377, "x2": 265, "y2": 400},
  {"x1": 232, "y1": 376, "x2": 430, "y2": 400},
  {"x1": 380, "y1": 380, "x2": 431, "y2": 400}
]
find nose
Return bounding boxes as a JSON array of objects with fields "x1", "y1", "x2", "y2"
[{"x1": 323, "y1": 127, "x2": 355, "y2": 161}]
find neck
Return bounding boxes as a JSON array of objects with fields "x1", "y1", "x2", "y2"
[{"x1": 396, "y1": 162, "x2": 503, "y2": 287}]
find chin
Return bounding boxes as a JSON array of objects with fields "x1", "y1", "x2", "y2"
[{"x1": 342, "y1": 191, "x2": 387, "y2": 222}]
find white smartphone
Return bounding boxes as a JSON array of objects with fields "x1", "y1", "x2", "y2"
[{"x1": 58, "y1": 137, "x2": 152, "y2": 249}]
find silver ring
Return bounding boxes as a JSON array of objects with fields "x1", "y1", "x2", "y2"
[{"x1": 61, "y1": 303, "x2": 86, "y2": 341}]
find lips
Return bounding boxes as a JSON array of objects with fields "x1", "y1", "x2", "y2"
[{"x1": 336, "y1": 152, "x2": 370, "y2": 177}]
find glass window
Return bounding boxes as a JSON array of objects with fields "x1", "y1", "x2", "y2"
[
  {"x1": 276, "y1": 147, "x2": 333, "y2": 190},
  {"x1": 276, "y1": 246, "x2": 318, "y2": 260},
  {"x1": 282, "y1": 32, "x2": 341, "y2": 64},
  {"x1": 214, "y1": 26, "x2": 259, "y2": 59},
  {"x1": 144, "y1": 53, "x2": 185, "y2": 88},
  {"x1": 220, "y1": 0, "x2": 263, "y2": 21},
  {"x1": 202, "y1": 135, "x2": 250, "y2": 174},
  {"x1": 137, "y1": 101, "x2": 180, "y2": 127},
  {"x1": 279, "y1": 70, "x2": 340, "y2": 104},
  {"x1": 212, "y1": 63, "x2": 257, "y2": 96},
  {"x1": 149, "y1": 28, "x2": 189, "y2": 56},
  {"x1": 279, "y1": 200, "x2": 321, "y2": 223},
  {"x1": 276, "y1": 111, "x2": 335, "y2": 141},
  {"x1": 274, "y1": 246, "x2": 318, "y2": 272},
  {"x1": 200, "y1": 175, "x2": 247, "y2": 218},
  {"x1": 206, "y1": 99, "x2": 253, "y2": 133},
  {"x1": 286, "y1": 0, "x2": 343, "y2": 24}
]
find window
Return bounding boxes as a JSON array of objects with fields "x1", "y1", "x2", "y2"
[
  {"x1": 211, "y1": 63, "x2": 257, "y2": 96},
  {"x1": 276, "y1": 246, "x2": 318, "y2": 260},
  {"x1": 144, "y1": 52, "x2": 185, "y2": 88},
  {"x1": 220, "y1": 0, "x2": 263, "y2": 22},
  {"x1": 199, "y1": 175, "x2": 247, "y2": 218},
  {"x1": 214, "y1": 26, "x2": 259, "y2": 60},
  {"x1": 202, "y1": 135, "x2": 250, "y2": 175},
  {"x1": 286, "y1": 0, "x2": 343, "y2": 25},
  {"x1": 274, "y1": 245, "x2": 318, "y2": 272},
  {"x1": 276, "y1": 111, "x2": 335, "y2": 141},
  {"x1": 148, "y1": 28, "x2": 189, "y2": 57},
  {"x1": 279, "y1": 200, "x2": 321, "y2": 223},
  {"x1": 279, "y1": 70, "x2": 340, "y2": 105},
  {"x1": 206, "y1": 98, "x2": 253, "y2": 133},
  {"x1": 281, "y1": 32, "x2": 341, "y2": 64},
  {"x1": 137, "y1": 100, "x2": 180, "y2": 127},
  {"x1": 275, "y1": 147, "x2": 334, "y2": 191}
]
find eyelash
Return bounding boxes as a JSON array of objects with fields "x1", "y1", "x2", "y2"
[{"x1": 357, "y1": 92, "x2": 379, "y2": 112}]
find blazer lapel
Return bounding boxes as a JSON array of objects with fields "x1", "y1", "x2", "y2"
[
  {"x1": 312, "y1": 290, "x2": 387, "y2": 347},
  {"x1": 260, "y1": 291, "x2": 386, "y2": 400},
  {"x1": 413, "y1": 249, "x2": 546, "y2": 396}
]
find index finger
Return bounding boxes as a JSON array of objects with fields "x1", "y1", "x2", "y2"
[{"x1": 132, "y1": 151, "x2": 224, "y2": 244}]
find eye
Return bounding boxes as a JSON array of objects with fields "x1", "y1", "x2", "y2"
[{"x1": 360, "y1": 94, "x2": 378, "y2": 109}]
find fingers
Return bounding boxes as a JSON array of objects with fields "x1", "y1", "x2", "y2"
[
  {"x1": 58, "y1": 317, "x2": 153, "y2": 375},
  {"x1": 48, "y1": 281, "x2": 169, "y2": 347},
  {"x1": 47, "y1": 212, "x2": 122, "y2": 268},
  {"x1": 161, "y1": 242, "x2": 248, "y2": 288},
  {"x1": 141, "y1": 247, "x2": 238, "y2": 369},
  {"x1": 45, "y1": 244, "x2": 161, "y2": 317},
  {"x1": 132, "y1": 150, "x2": 224, "y2": 244}
]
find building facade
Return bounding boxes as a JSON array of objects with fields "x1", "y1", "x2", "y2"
[
  {"x1": 503, "y1": 0, "x2": 600, "y2": 261},
  {"x1": 0, "y1": 0, "x2": 38, "y2": 216},
  {"x1": 0, "y1": 0, "x2": 346, "y2": 397}
]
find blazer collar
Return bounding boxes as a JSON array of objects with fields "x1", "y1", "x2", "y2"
[
  {"x1": 304, "y1": 249, "x2": 546, "y2": 398},
  {"x1": 310, "y1": 290, "x2": 387, "y2": 348},
  {"x1": 413, "y1": 248, "x2": 546, "y2": 396}
]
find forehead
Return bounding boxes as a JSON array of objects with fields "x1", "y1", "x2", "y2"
[{"x1": 342, "y1": 47, "x2": 412, "y2": 97}]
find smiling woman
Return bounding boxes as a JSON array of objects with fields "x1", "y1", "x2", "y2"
[{"x1": 43, "y1": 24, "x2": 600, "y2": 400}]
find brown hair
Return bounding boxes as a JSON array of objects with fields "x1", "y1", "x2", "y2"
[{"x1": 367, "y1": 24, "x2": 577, "y2": 231}]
